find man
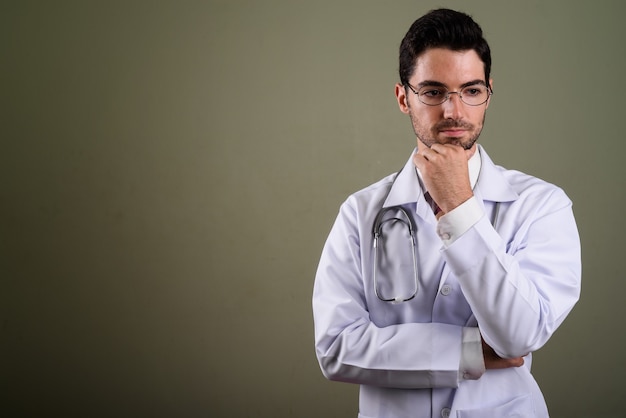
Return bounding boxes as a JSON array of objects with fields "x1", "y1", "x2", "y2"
[{"x1": 312, "y1": 8, "x2": 581, "y2": 417}]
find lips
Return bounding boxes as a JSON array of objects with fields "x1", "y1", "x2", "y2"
[
  {"x1": 439, "y1": 129, "x2": 467, "y2": 137},
  {"x1": 437, "y1": 119, "x2": 472, "y2": 128}
]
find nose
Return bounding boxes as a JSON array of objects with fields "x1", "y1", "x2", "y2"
[{"x1": 441, "y1": 92, "x2": 464, "y2": 119}]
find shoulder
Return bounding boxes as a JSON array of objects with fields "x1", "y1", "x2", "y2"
[
  {"x1": 333, "y1": 172, "x2": 399, "y2": 226},
  {"x1": 351, "y1": 172, "x2": 397, "y2": 200},
  {"x1": 496, "y1": 165, "x2": 572, "y2": 211}
]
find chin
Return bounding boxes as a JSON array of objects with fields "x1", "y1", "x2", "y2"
[
  {"x1": 442, "y1": 137, "x2": 477, "y2": 150},
  {"x1": 419, "y1": 135, "x2": 477, "y2": 150},
  {"x1": 438, "y1": 138, "x2": 466, "y2": 147}
]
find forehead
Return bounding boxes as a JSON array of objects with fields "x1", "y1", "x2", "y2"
[{"x1": 412, "y1": 48, "x2": 485, "y2": 85}]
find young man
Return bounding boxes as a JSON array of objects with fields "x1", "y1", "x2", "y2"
[{"x1": 312, "y1": 9, "x2": 581, "y2": 417}]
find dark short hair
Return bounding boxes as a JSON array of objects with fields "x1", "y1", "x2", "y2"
[{"x1": 399, "y1": 8, "x2": 491, "y2": 86}]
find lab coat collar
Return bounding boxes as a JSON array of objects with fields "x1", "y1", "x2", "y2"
[
  {"x1": 474, "y1": 145, "x2": 519, "y2": 203},
  {"x1": 382, "y1": 144, "x2": 519, "y2": 209}
]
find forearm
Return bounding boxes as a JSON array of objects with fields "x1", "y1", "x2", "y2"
[
  {"x1": 315, "y1": 318, "x2": 482, "y2": 389},
  {"x1": 441, "y1": 198, "x2": 581, "y2": 357}
]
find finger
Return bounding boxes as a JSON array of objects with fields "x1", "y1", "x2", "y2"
[
  {"x1": 511, "y1": 357, "x2": 525, "y2": 367},
  {"x1": 429, "y1": 143, "x2": 464, "y2": 160},
  {"x1": 417, "y1": 146, "x2": 440, "y2": 162},
  {"x1": 433, "y1": 142, "x2": 467, "y2": 155},
  {"x1": 426, "y1": 144, "x2": 447, "y2": 159}
]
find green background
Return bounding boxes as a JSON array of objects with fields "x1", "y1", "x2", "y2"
[{"x1": 2, "y1": 1, "x2": 624, "y2": 417}]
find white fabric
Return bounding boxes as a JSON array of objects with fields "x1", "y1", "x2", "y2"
[
  {"x1": 437, "y1": 196, "x2": 483, "y2": 246},
  {"x1": 312, "y1": 145, "x2": 581, "y2": 418}
]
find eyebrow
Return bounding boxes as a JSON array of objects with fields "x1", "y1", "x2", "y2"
[{"x1": 416, "y1": 79, "x2": 487, "y2": 89}]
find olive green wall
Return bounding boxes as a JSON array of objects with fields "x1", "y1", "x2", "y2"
[{"x1": 2, "y1": 1, "x2": 624, "y2": 417}]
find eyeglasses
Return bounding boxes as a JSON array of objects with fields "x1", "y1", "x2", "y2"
[{"x1": 406, "y1": 83, "x2": 492, "y2": 106}]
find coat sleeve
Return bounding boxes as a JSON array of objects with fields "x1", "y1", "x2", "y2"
[
  {"x1": 442, "y1": 187, "x2": 582, "y2": 359},
  {"x1": 312, "y1": 198, "x2": 480, "y2": 389}
]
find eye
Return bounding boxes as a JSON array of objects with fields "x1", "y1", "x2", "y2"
[
  {"x1": 463, "y1": 87, "x2": 483, "y2": 97},
  {"x1": 421, "y1": 89, "x2": 445, "y2": 98}
]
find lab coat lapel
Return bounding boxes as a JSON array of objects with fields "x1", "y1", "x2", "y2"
[
  {"x1": 474, "y1": 145, "x2": 520, "y2": 204},
  {"x1": 381, "y1": 149, "x2": 423, "y2": 209},
  {"x1": 382, "y1": 149, "x2": 437, "y2": 224}
]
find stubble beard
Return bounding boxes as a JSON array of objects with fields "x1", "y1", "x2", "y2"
[{"x1": 410, "y1": 113, "x2": 486, "y2": 150}]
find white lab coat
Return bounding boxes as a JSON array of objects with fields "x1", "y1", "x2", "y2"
[{"x1": 313, "y1": 146, "x2": 581, "y2": 418}]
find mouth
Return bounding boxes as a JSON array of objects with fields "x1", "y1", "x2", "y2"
[
  {"x1": 436, "y1": 120, "x2": 472, "y2": 137},
  {"x1": 439, "y1": 129, "x2": 467, "y2": 138}
]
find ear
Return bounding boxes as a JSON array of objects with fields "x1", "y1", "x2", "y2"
[
  {"x1": 486, "y1": 78, "x2": 494, "y2": 109},
  {"x1": 395, "y1": 83, "x2": 410, "y2": 114}
]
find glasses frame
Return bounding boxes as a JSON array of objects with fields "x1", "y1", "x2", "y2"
[{"x1": 406, "y1": 82, "x2": 492, "y2": 107}]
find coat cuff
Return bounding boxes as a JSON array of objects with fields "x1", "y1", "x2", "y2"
[
  {"x1": 460, "y1": 327, "x2": 485, "y2": 380},
  {"x1": 437, "y1": 197, "x2": 483, "y2": 246}
]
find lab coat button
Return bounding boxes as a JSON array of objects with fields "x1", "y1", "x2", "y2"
[
  {"x1": 441, "y1": 407, "x2": 451, "y2": 418},
  {"x1": 441, "y1": 285, "x2": 451, "y2": 296},
  {"x1": 441, "y1": 233, "x2": 451, "y2": 240}
]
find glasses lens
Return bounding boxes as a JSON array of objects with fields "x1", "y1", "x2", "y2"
[
  {"x1": 418, "y1": 87, "x2": 447, "y2": 105},
  {"x1": 460, "y1": 86, "x2": 489, "y2": 105}
]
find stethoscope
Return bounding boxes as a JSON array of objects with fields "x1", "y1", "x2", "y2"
[{"x1": 372, "y1": 168, "x2": 501, "y2": 303}]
